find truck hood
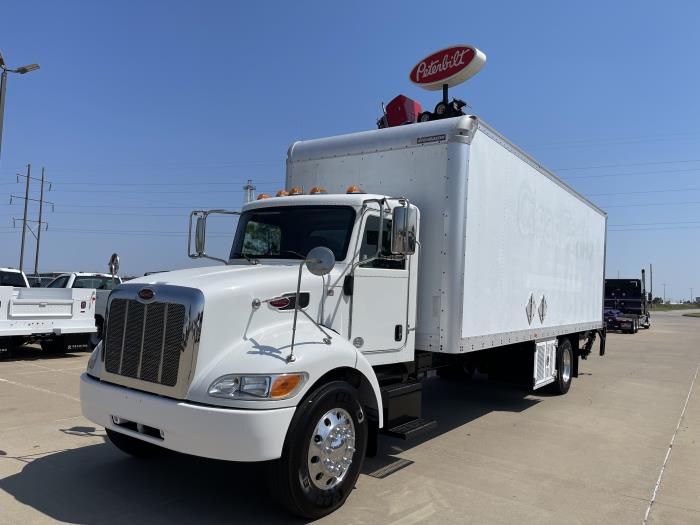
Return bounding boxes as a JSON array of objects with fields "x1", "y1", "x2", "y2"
[{"x1": 128, "y1": 263, "x2": 313, "y2": 297}]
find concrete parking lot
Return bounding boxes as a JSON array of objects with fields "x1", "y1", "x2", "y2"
[{"x1": 1, "y1": 311, "x2": 699, "y2": 524}]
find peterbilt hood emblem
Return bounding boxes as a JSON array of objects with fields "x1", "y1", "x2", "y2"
[{"x1": 138, "y1": 287, "x2": 156, "y2": 301}]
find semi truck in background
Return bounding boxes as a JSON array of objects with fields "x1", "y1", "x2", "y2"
[
  {"x1": 81, "y1": 115, "x2": 607, "y2": 518},
  {"x1": 604, "y1": 270, "x2": 651, "y2": 333}
]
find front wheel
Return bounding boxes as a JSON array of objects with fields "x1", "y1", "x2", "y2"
[
  {"x1": 270, "y1": 381, "x2": 368, "y2": 519},
  {"x1": 551, "y1": 338, "x2": 573, "y2": 394}
]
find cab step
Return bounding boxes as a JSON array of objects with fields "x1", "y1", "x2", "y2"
[{"x1": 383, "y1": 417, "x2": 437, "y2": 440}]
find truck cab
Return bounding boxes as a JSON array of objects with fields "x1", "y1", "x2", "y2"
[{"x1": 82, "y1": 191, "x2": 418, "y2": 518}]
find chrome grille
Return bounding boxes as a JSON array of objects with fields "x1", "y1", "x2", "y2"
[{"x1": 104, "y1": 298, "x2": 187, "y2": 387}]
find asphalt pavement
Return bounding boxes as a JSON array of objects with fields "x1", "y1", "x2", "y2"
[{"x1": 1, "y1": 312, "x2": 699, "y2": 524}]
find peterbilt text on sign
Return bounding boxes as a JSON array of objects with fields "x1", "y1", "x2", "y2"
[{"x1": 411, "y1": 48, "x2": 473, "y2": 84}]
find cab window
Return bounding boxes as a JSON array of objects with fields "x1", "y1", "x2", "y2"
[
  {"x1": 359, "y1": 215, "x2": 406, "y2": 270},
  {"x1": 47, "y1": 276, "x2": 70, "y2": 288}
]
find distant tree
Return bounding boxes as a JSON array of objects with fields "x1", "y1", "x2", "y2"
[{"x1": 652, "y1": 297, "x2": 663, "y2": 304}]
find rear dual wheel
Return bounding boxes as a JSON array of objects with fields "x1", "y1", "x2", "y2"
[{"x1": 270, "y1": 381, "x2": 367, "y2": 519}]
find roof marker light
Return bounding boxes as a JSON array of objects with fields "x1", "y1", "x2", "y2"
[
  {"x1": 346, "y1": 185, "x2": 365, "y2": 194},
  {"x1": 257, "y1": 193, "x2": 271, "y2": 200},
  {"x1": 289, "y1": 187, "x2": 304, "y2": 195},
  {"x1": 309, "y1": 186, "x2": 327, "y2": 195},
  {"x1": 276, "y1": 190, "x2": 289, "y2": 197}
]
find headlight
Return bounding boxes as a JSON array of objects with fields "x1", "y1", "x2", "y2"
[{"x1": 208, "y1": 373, "x2": 308, "y2": 400}]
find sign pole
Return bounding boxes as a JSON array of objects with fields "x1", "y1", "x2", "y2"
[{"x1": 442, "y1": 83, "x2": 449, "y2": 106}]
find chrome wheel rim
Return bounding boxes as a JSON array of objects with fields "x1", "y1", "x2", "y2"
[
  {"x1": 562, "y1": 347, "x2": 572, "y2": 383},
  {"x1": 307, "y1": 408, "x2": 356, "y2": 490}
]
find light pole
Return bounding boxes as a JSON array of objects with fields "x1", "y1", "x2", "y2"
[{"x1": 0, "y1": 50, "x2": 40, "y2": 162}]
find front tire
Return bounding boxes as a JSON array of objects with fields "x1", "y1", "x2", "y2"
[
  {"x1": 106, "y1": 428, "x2": 163, "y2": 458},
  {"x1": 551, "y1": 338, "x2": 573, "y2": 395},
  {"x1": 270, "y1": 381, "x2": 367, "y2": 519}
]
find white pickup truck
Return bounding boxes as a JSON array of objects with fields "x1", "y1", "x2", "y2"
[
  {"x1": 81, "y1": 116, "x2": 606, "y2": 518},
  {"x1": 47, "y1": 272, "x2": 122, "y2": 345},
  {"x1": 0, "y1": 283, "x2": 98, "y2": 356}
]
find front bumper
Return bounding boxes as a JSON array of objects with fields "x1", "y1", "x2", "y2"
[{"x1": 80, "y1": 373, "x2": 295, "y2": 462}]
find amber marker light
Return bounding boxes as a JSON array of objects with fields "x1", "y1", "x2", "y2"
[
  {"x1": 309, "y1": 186, "x2": 327, "y2": 194},
  {"x1": 346, "y1": 185, "x2": 365, "y2": 194},
  {"x1": 270, "y1": 373, "x2": 307, "y2": 399},
  {"x1": 289, "y1": 187, "x2": 304, "y2": 195},
  {"x1": 257, "y1": 193, "x2": 271, "y2": 200},
  {"x1": 276, "y1": 190, "x2": 289, "y2": 197}
]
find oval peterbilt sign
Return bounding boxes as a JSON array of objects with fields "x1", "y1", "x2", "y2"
[{"x1": 409, "y1": 45, "x2": 486, "y2": 91}]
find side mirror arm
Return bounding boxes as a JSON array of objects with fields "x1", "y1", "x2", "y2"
[{"x1": 188, "y1": 209, "x2": 240, "y2": 265}]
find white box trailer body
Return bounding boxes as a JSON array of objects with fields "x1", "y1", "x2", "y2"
[{"x1": 287, "y1": 116, "x2": 606, "y2": 358}]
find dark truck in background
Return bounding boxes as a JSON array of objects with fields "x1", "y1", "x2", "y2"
[{"x1": 604, "y1": 270, "x2": 651, "y2": 333}]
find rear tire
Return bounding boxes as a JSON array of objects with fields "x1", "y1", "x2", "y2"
[
  {"x1": 269, "y1": 381, "x2": 367, "y2": 519},
  {"x1": 106, "y1": 428, "x2": 164, "y2": 458},
  {"x1": 551, "y1": 338, "x2": 573, "y2": 395}
]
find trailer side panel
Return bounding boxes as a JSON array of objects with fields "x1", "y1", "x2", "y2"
[{"x1": 456, "y1": 127, "x2": 606, "y2": 352}]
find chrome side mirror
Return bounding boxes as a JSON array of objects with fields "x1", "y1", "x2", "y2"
[
  {"x1": 305, "y1": 246, "x2": 336, "y2": 276},
  {"x1": 391, "y1": 205, "x2": 417, "y2": 255}
]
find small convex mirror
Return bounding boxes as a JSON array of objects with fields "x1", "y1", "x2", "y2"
[
  {"x1": 391, "y1": 206, "x2": 417, "y2": 255},
  {"x1": 108, "y1": 253, "x2": 120, "y2": 277},
  {"x1": 306, "y1": 246, "x2": 335, "y2": 276},
  {"x1": 195, "y1": 216, "x2": 207, "y2": 255}
]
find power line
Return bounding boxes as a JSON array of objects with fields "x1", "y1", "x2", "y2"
[
  {"x1": 40, "y1": 180, "x2": 282, "y2": 187},
  {"x1": 586, "y1": 188, "x2": 700, "y2": 197},
  {"x1": 604, "y1": 201, "x2": 700, "y2": 208},
  {"x1": 562, "y1": 167, "x2": 700, "y2": 181},
  {"x1": 555, "y1": 158, "x2": 700, "y2": 171},
  {"x1": 525, "y1": 129, "x2": 700, "y2": 150}
]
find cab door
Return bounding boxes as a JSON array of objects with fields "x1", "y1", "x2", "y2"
[{"x1": 349, "y1": 213, "x2": 413, "y2": 363}]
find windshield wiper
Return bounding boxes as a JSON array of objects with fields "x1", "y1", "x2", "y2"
[
  {"x1": 279, "y1": 250, "x2": 306, "y2": 259},
  {"x1": 231, "y1": 252, "x2": 260, "y2": 265}
]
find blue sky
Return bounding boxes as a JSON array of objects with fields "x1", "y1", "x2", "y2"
[{"x1": 1, "y1": 1, "x2": 698, "y2": 301}]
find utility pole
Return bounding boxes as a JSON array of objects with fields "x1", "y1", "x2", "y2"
[
  {"x1": 33, "y1": 167, "x2": 47, "y2": 275},
  {"x1": 243, "y1": 179, "x2": 256, "y2": 203},
  {"x1": 691, "y1": 288, "x2": 694, "y2": 304},
  {"x1": 19, "y1": 164, "x2": 30, "y2": 272},
  {"x1": 662, "y1": 283, "x2": 667, "y2": 304},
  {"x1": 10, "y1": 166, "x2": 52, "y2": 273}
]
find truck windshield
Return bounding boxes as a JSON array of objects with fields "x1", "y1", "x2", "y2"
[
  {"x1": 73, "y1": 276, "x2": 120, "y2": 290},
  {"x1": 230, "y1": 206, "x2": 356, "y2": 260},
  {"x1": 605, "y1": 280, "x2": 642, "y2": 299}
]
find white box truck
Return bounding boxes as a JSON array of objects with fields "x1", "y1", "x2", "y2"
[{"x1": 81, "y1": 115, "x2": 607, "y2": 518}]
